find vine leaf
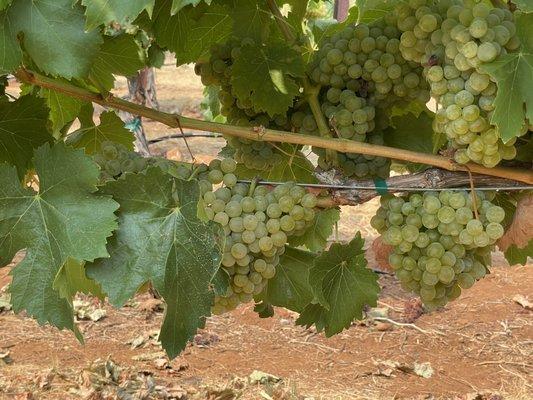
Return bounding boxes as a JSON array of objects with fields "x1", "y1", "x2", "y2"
[
  {"x1": 255, "y1": 247, "x2": 315, "y2": 313},
  {"x1": 480, "y1": 13, "x2": 533, "y2": 142},
  {"x1": 66, "y1": 111, "x2": 135, "y2": 154},
  {"x1": 231, "y1": 41, "x2": 305, "y2": 117},
  {"x1": 151, "y1": 0, "x2": 232, "y2": 65},
  {"x1": 282, "y1": 0, "x2": 310, "y2": 35},
  {"x1": 5, "y1": 0, "x2": 102, "y2": 78},
  {"x1": 515, "y1": 0, "x2": 533, "y2": 13},
  {"x1": 171, "y1": 0, "x2": 210, "y2": 14},
  {"x1": 0, "y1": 0, "x2": 12, "y2": 11},
  {"x1": 40, "y1": 88, "x2": 84, "y2": 135},
  {"x1": 254, "y1": 301, "x2": 275, "y2": 318},
  {"x1": 297, "y1": 234, "x2": 380, "y2": 336},
  {"x1": 82, "y1": 0, "x2": 155, "y2": 30},
  {"x1": 230, "y1": 0, "x2": 274, "y2": 42},
  {"x1": 0, "y1": 143, "x2": 118, "y2": 332},
  {"x1": 0, "y1": 10, "x2": 21, "y2": 73},
  {"x1": 86, "y1": 168, "x2": 221, "y2": 358},
  {"x1": 504, "y1": 239, "x2": 532, "y2": 266},
  {"x1": 89, "y1": 34, "x2": 146, "y2": 91},
  {"x1": 53, "y1": 258, "x2": 106, "y2": 302},
  {"x1": 0, "y1": 95, "x2": 53, "y2": 178},
  {"x1": 288, "y1": 208, "x2": 340, "y2": 252},
  {"x1": 235, "y1": 147, "x2": 317, "y2": 183},
  {"x1": 355, "y1": 0, "x2": 397, "y2": 23}
]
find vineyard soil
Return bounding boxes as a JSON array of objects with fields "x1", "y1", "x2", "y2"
[{"x1": 0, "y1": 63, "x2": 531, "y2": 400}]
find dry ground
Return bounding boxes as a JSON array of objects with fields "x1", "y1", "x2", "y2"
[{"x1": 0, "y1": 60, "x2": 531, "y2": 400}]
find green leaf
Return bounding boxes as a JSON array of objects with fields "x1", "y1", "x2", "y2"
[
  {"x1": 281, "y1": 0, "x2": 309, "y2": 35},
  {"x1": 355, "y1": 0, "x2": 399, "y2": 23},
  {"x1": 297, "y1": 234, "x2": 380, "y2": 336},
  {"x1": 89, "y1": 34, "x2": 146, "y2": 91},
  {"x1": 256, "y1": 247, "x2": 315, "y2": 313},
  {"x1": 86, "y1": 168, "x2": 221, "y2": 358},
  {"x1": 171, "y1": 0, "x2": 210, "y2": 14},
  {"x1": 0, "y1": 11, "x2": 22, "y2": 73},
  {"x1": 66, "y1": 111, "x2": 135, "y2": 154},
  {"x1": 254, "y1": 301, "x2": 274, "y2": 318},
  {"x1": 82, "y1": 0, "x2": 155, "y2": 30},
  {"x1": 7, "y1": 0, "x2": 102, "y2": 78},
  {"x1": 515, "y1": 0, "x2": 533, "y2": 13},
  {"x1": 0, "y1": 0, "x2": 12, "y2": 11},
  {"x1": 504, "y1": 239, "x2": 532, "y2": 266},
  {"x1": 229, "y1": 0, "x2": 273, "y2": 42},
  {"x1": 231, "y1": 41, "x2": 305, "y2": 117},
  {"x1": 480, "y1": 13, "x2": 533, "y2": 142},
  {"x1": 152, "y1": 0, "x2": 232, "y2": 65},
  {"x1": 53, "y1": 258, "x2": 106, "y2": 302},
  {"x1": 0, "y1": 143, "x2": 118, "y2": 331},
  {"x1": 234, "y1": 147, "x2": 318, "y2": 183},
  {"x1": 0, "y1": 95, "x2": 53, "y2": 178},
  {"x1": 40, "y1": 88, "x2": 84, "y2": 135},
  {"x1": 289, "y1": 208, "x2": 340, "y2": 252}
]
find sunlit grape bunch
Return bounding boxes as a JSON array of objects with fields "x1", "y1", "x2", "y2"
[
  {"x1": 371, "y1": 190, "x2": 505, "y2": 309},
  {"x1": 93, "y1": 141, "x2": 148, "y2": 182},
  {"x1": 195, "y1": 158, "x2": 318, "y2": 314}
]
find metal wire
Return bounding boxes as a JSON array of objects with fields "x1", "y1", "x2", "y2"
[{"x1": 236, "y1": 180, "x2": 533, "y2": 192}]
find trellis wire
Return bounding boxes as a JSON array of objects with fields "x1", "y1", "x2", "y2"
[{"x1": 236, "y1": 180, "x2": 533, "y2": 192}]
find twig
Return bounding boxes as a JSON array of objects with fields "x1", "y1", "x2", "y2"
[
  {"x1": 14, "y1": 68, "x2": 533, "y2": 184},
  {"x1": 477, "y1": 360, "x2": 533, "y2": 368},
  {"x1": 371, "y1": 317, "x2": 441, "y2": 335}
]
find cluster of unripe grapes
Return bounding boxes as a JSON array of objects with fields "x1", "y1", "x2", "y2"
[
  {"x1": 394, "y1": 0, "x2": 520, "y2": 167},
  {"x1": 195, "y1": 158, "x2": 318, "y2": 314},
  {"x1": 195, "y1": 39, "x2": 293, "y2": 171},
  {"x1": 371, "y1": 190, "x2": 505, "y2": 308},
  {"x1": 93, "y1": 141, "x2": 148, "y2": 181}
]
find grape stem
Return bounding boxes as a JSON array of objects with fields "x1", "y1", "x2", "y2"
[{"x1": 15, "y1": 68, "x2": 533, "y2": 185}]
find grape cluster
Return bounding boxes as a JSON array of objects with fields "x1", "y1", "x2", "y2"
[
  {"x1": 195, "y1": 40, "x2": 293, "y2": 171},
  {"x1": 196, "y1": 158, "x2": 318, "y2": 315},
  {"x1": 371, "y1": 190, "x2": 505, "y2": 309},
  {"x1": 394, "y1": 0, "x2": 520, "y2": 167},
  {"x1": 93, "y1": 141, "x2": 148, "y2": 181}
]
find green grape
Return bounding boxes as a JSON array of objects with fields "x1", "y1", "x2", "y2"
[{"x1": 486, "y1": 206, "x2": 504, "y2": 223}]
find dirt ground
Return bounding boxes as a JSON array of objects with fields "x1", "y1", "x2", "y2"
[{"x1": 0, "y1": 61, "x2": 531, "y2": 400}]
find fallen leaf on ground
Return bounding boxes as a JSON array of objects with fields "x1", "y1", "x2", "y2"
[
  {"x1": 512, "y1": 294, "x2": 532, "y2": 310},
  {"x1": 248, "y1": 370, "x2": 281, "y2": 385},
  {"x1": 0, "y1": 351, "x2": 13, "y2": 365}
]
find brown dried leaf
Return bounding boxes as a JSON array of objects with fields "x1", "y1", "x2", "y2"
[
  {"x1": 512, "y1": 294, "x2": 533, "y2": 310},
  {"x1": 371, "y1": 236, "x2": 394, "y2": 273},
  {"x1": 497, "y1": 193, "x2": 533, "y2": 251}
]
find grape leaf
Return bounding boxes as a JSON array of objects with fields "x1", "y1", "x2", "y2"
[
  {"x1": 66, "y1": 111, "x2": 135, "y2": 154},
  {"x1": 7, "y1": 0, "x2": 102, "y2": 79},
  {"x1": 515, "y1": 1, "x2": 533, "y2": 13},
  {"x1": 0, "y1": 10, "x2": 21, "y2": 73},
  {"x1": 504, "y1": 239, "x2": 532, "y2": 266},
  {"x1": 254, "y1": 301, "x2": 274, "y2": 318},
  {"x1": 235, "y1": 147, "x2": 317, "y2": 183},
  {"x1": 0, "y1": 143, "x2": 118, "y2": 331},
  {"x1": 171, "y1": 0, "x2": 210, "y2": 14},
  {"x1": 151, "y1": 0, "x2": 232, "y2": 65},
  {"x1": 280, "y1": 0, "x2": 309, "y2": 35},
  {"x1": 82, "y1": 0, "x2": 155, "y2": 30},
  {"x1": 229, "y1": 0, "x2": 273, "y2": 42},
  {"x1": 89, "y1": 34, "x2": 146, "y2": 91},
  {"x1": 297, "y1": 234, "x2": 380, "y2": 336},
  {"x1": 53, "y1": 258, "x2": 106, "y2": 302},
  {"x1": 40, "y1": 88, "x2": 84, "y2": 135},
  {"x1": 0, "y1": 95, "x2": 53, "y2": 178},
  {"x1": 86, "y1": 168, "x2": 221, "y2": 358},
  {"x1": 355, "y1": 0, "x2": 398, "y2": 23},
  {"x1": 231, "y1": 41, "x2": 305, "y2": 117},
  {"x1": 0, "y1": 0, "x2": 12, "y2": 11},
  {"x1": 288, "y1": 208, "x2": 340, "y2": 252},
  {"x1": 480, "y1": 13, "x2": 533, "y2": 142},
  {"x1": 256, "y1": 247, "x2": 315, "y2": 313}
]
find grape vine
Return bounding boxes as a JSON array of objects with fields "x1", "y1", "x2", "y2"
[{"x1": 0, "y1": 0, "x2": 531, "y2": 359}]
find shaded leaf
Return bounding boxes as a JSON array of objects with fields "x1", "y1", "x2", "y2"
[
  {"x1": 289, "y1": 208, "x2": 340, "y2": 252},
  {"x1": 66, "y1": 111, "x2": 135, "y2": 154},
  {"x1": 355, "y1": 0, "x2": 398, "y2": 23},
  {"x1": 82, "y1": 0, "x2": 155, "y2": 30},
  {"x1": 254, "y1": 301, "x2": 274, "y2": 318},
  {"x1": 0, "y1": 11, "x2": 22, "y2": 73},
  {"x1": 0, "y1": 95, "x2": 53, "y2": 178},
  {"x1": 504, "y1": 239, "x2": 532, "y2": 266},
  {"x1": 40, "y1": 88, "x2": 84, "y2": 134}
]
